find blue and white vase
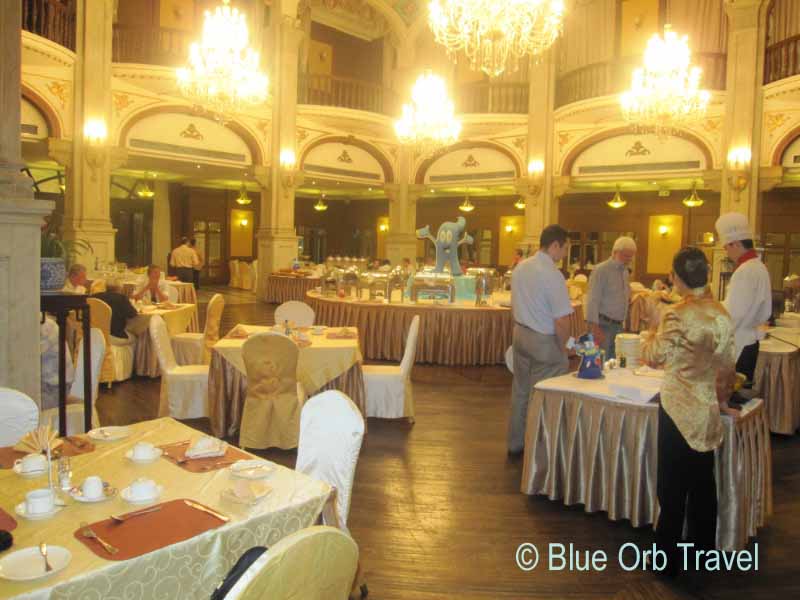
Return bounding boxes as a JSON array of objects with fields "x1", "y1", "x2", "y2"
[{"x1": 41, "y1": 257, "x2": 66, "y2": 291}]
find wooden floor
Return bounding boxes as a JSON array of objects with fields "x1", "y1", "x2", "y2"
[{"x1": 98, "y1": 287, "x2": 800, "y2": 600}]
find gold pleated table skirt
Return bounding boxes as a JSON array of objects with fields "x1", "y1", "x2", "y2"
[
  {"x1": 264, "y1": 275, "x2": 321, "y2": 304},
  {"x1": 753, "y1": 339, "x2": 800, "y2": 434}
]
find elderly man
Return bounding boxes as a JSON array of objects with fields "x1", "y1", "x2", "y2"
[
  {"x1": 62, "y1": 263, "x2": 88, "y2": 294},
  {"x1": 133, "y1": 265, "x2": 170, "y2": 303},
  {"x1": 508, "y1": 224, "x2": 574, "y2": 457},
  {"x1": 585, "y1": 236, "x2": 637, "y2": 359},
  {"x1": 170, "y1": 237, "x2": 199, "y2": 283},
  {"x1": 92, "y1": 279, "x2": 138, "y2": 341}
]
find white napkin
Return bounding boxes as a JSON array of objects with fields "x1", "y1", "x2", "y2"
[
  {"x1": 185, "y1": 436, "x2": 228, "y2": 459},
  {"x1": 224, "y1": 480, "x2": 271, "y2": 504}
]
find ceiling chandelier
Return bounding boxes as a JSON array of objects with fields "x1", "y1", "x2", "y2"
[
  {"x1": 177, "y1": 0, "x2": 269, "y2": 122},
  {"x1": 514, "y1": 196, "x2": 526, "y2": 210},
  {"x1": 136, "y1": 181, "x2": 155, "y2": 199},
  {"x1": 428, "y1": 0, "x2": 566, "y2": 77},
  {"x1": 236, "y1": 182, "x2": 252, "y2": 206},
  {"x1": 620, "y1": 25, "x2": 711, "y2": 137},
  {"x1": 682, "y1": 181, "x2": 704, "y2": 208},
  {"x1": 395, "y1": 71, "x2": 461, "y2": 152},
  {"x1": 459, "y1": 193, "x2": 475, "y2": 213},
  {"x1": 314, "y1": 195, "x2": 328, "y2": 212},
  {"x1": 607, "y1": 186, "x2": 626, "y2": 209}
]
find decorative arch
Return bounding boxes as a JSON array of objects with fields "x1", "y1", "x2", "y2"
[
  {"x1": 560, "y1": 127, "x2": 715, "y2": 176},
  {"x1": 21, "y1": 83, "x2": 63, "y2": 138},
  {"x1": 117, "y1": 105, "x2": 264, "y2": 165},
  {"x1": 415, "y1": 140, "x2": 523, "y2": 184},
  {"x1": 772, "y1": 125, "x2": 800, "y2": 165},
  {"x1": 299, "y1": 135, "x2": 394, "y2": 183}
]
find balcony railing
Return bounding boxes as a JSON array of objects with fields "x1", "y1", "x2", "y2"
[
  {"x1": 112, "y1": 25, "x2": 192, "y2": 67},
  {"x1": 456, "y1": 81, "x2": 529, "y2": 114},
  {"x1": 556, "y1": 53, "x2": 727, "y2": 108},
  {"x1": 298, "y1": 73, "x2": 390, "y2": 114},
  {"x1": 22, "y1": 0, "x2": 75, "y2": 51},
  {"x1": 765, "y1": 35, "x2": 800, "y2": 84}
]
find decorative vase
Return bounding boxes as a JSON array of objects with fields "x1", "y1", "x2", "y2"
[{"x1": 41, "y1": 257, "x2": 66, "y2": 291}]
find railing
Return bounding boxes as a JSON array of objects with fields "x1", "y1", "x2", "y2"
[
  {"x1": 298, "y1": 73, "x2": 390, "y2": 114},
  {"x1": 765, "y1": 35, "x2": 800, "y2": 84},
  {"x1": 22, "y1": 0, "x2": 75, "y2": 51},
  {"x1": 112, "y1": 25, "x2": 193, "y2": 67},
  {"x1": 556, "y1": 53, "x2": 727, "y2": 108},
  {"x1": 456, "y1": 81, "x2": 529, "y2": 114}
]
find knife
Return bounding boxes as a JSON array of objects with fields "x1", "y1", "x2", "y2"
[{"x1": 183, "y1": 499, "x2": 229, "y2": 522}]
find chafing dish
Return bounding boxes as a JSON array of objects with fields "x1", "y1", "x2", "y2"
[{"x1": 410, "y1": 272, "x2": 455, "y2": 303}]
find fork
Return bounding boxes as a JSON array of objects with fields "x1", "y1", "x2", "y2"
[{"x1": 80, "y1": 522, "x2": 119, "y2": 555}]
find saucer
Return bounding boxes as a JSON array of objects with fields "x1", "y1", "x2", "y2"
[
  {"x1": 88, "y1": 426, "x2": 131, "y2": 442},
  {"x1": 125, "y1": 448, "x2": 164, "y2": 464},
  {"x1": 229, "y1": 460, "x2": 273, "y2": 480},
  {"x1": 0, "y1": 545, "x2": 71, "y2": 582},
  {"x1": 121, "y1": 484, "x2": 163, "y2": 505},
  {"x1": 14, "y1": 503, "x2": 63, "y2": 521},
  {"x1": 12, "y1": 464, "x2": 47, "y2": 479},
  {"x1": 69, "y1": 485, "x2": 117, "y2": 503}
]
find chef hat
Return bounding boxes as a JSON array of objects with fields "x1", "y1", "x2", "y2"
[{"x1": 715, "y1": 212, "x2": 753, "y2": 245}]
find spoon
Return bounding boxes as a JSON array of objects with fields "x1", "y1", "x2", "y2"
[
  {"x1": 79, "y1": 522, "x2": 119, "y2": 555},
  {"x1": 39, "y1": 542, "x2": 52, "y2": 572}
]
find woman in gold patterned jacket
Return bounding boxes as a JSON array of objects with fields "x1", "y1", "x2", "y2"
[{"x1": 640, "y1": 247, "x2": 738, "y2": 577}]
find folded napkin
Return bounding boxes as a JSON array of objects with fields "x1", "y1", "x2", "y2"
[
  {"x1": 326, "y1": 328, "x2": 357, "y2": 340},
  {"x1": 227, "y1": 325, "x2": 250, "y2": 339},
  {"x1": 185, "y1": 436, "x2": 228, "y2": 459},
  {"x1": 13, "y1": 424, "x2": 62, "y2": 454},
  {"x1": 155, "y1": 302, "x2": 178, "y2": 310}
]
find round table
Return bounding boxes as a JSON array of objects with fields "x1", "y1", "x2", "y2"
[
  {"x1": 264, "y1": 274, "x2": 321, "y2": 304},
  {"x1": 306, "y1": 291, "x2": 586, "y2": 366},
  {"x1": 754, "y1": 336, "x2": 800, "y2": 434}
]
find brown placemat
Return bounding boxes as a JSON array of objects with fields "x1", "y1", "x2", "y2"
[
  {"x1": 0, "y1": 447, "x2": 26, "y2": 469},
  {"x1": 158, "y1": 444, "x2": 251, "y2": 473},
  {"x1": 73, "y1": 499, "x2": 226, "y2": 561},
  {"x1": 0, "y1": 507, "x2": 18, "y2": 531},
  {"x1": 0, "y1": 436, "x2": 95, "y2": 469}
]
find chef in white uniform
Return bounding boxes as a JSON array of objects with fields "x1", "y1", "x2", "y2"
[{"x1": 714, "y1": 212, "x2": 773, "y2": 384}]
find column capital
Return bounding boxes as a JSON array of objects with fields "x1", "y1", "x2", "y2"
[
  {"x1": 252, "y1": 165, "x2": 271, "y2": 190},
  {"x1": 552, "y1": 175, "x2": 572, "y2": 198},
  {"x1": 759, "y1": 165, "x2": 784, "y2": 192},
  {"x1": 724, "y1": 0, "x2": 766, "y2": 26}
]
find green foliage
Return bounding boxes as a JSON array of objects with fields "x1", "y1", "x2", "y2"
[{"x1": 40, "y1": 215, "x2": 92, "y2": 261}]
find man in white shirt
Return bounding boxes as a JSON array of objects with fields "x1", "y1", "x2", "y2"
[
  {"x1": 715, "y1": 212, "x2": 772, "y2": 384},
  {"x1": 133, "y1": 265, "x2": 170, "y2": 303},
  {"x1": 508, "y1": 224, "x2": 574, "y2": 456},
  {"x1": 170, "y1": 237, "x2": 200, "y2": 283},
  {"x1": 62, "y1": 263, "x2": 87, "y2": 294}
]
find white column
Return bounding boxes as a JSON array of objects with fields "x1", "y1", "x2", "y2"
[
  {"x1": 384, "y1": 147, "x2": 420, "y2": 264},
  {"x1": 0, "y1": 1, "x2": 54, "y2": 403},
  {"x1": 151, "y1": 180, "x2": 171, "y2": 266}
]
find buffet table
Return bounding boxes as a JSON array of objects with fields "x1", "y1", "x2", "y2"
[
  {"x1": 264, "y1": 274, "x2": 321, "y2": 304},
  {"x1": 521, "y1": 371, "x2": 772, "y2": 551},
  {"x1": 208, "y1": 324, "x2": 366, "y2": 438},
  {"x1": 753, "y1": 336, "x2": 800, "y2": 435},
  {"x1": 306, "y1": 291, "x2": 586, "y2": 366},
  {"x1": 0, "y1": 417, "x2": 330, "y2": 600}
]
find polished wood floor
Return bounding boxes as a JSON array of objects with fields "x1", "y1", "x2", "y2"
[{"x1": 97, "y1": 287, "x2": 800, "y2": 600}]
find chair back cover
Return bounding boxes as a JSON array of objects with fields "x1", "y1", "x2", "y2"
[
  {"x1": 229, "y1": 260, "x2": 240, "y2": 288},
  {"x1": 251, "y1": 259, "x2": 259, "y2": 292},
  {"x1": 399, "y1": 315, "x2": 420, "y2": 377},
  {"x1": 225, "y1": 526, "x2": 358, "y2": 600},
  {"x1": 89, "y1": 279, "x2": 106, "y2": 294},
  {"x1": 202, "y1": 293, "x2": 226, "y2": 363},
  {"x1": 296, "y1": 390, "x2": 364, "y2": 530},
  {"x1": 0, "y1": 388, "x2": 39, "y2": 446},
  {"x1": 274, "y1": 301, "x2": 315, "y2": 327},
  {"x1": 86, "y1": 297, "x2": 114, "y2": 384},
  {"x1": 149, "y1": 315, "x2": 177, "y2": 372},
  {"x1": 239, "y1": 262, "x2": 253, "y2": 290},
  {"x1": 166, "y1": 284, "x2": 179, "y2": 303},
  {"x1": 505, "y1": 345, "x2": 514, "y2": 374},
  {"x1": 240, "y1": 333, "x2": 301, "y2": 449},
  {"x1": 70, "y1": 328, "x2": 106, "y2": 403}
]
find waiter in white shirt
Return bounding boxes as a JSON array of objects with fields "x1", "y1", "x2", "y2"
[
  {"x1": 714, "y1": 212, "x2": 772, "y2": 384},
  {"x1": 170, "y1": 237, "x2": 200, "y2": 284},
  {"x1": 508, "y1": 224, "x2": 574, "y2": 456}
]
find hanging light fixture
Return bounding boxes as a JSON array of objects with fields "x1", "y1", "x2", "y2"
[
  {"x1": 314, "y1": 195, "x2": 328, "y2": 212},
  {"x1": 514, "y1": 196, "x2": 526, "y2": 210},
  {"x1": 607, "y1": 186, "x2": 627, "y2": 209},
  {"x1": 177, "y1": 0, "x2": 269, "y2": 122},
  {"x1": 395, "y1": 71, "x2": 461, "y2": 152},
  {"x1": 682, "y1": 182, "x2": 704, "y2": 208},
  {"x1": 459, "y1": 190, "x2": 475, "y2": 213},
  {"x1": 620, "y1": 25, "x2": 710, "y2": 137},
  {"x1": 236, "y1": 182, "x2": 252, "y2": 205},
  {"x1": 135, "y1": 180, "x2": 155, "y2": 199},
  {"x1": 428, "y1": 0, "x2": 566, "y2": 77}
]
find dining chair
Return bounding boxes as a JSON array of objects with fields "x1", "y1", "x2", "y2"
[
  {"x1": 172, "y1": 293, "x2": 225, "y2": 365},
  {"x1": 165, "y1": 284, "x2": 180, "y2": 303},
  {"x1": 296, "y1": 390, "x2": 364, "y2": 532},
  {"x1": 221, "y1": 527, "x2": 358, "y2": 600},
  {"x1": 87, "y1": 297, "x2": 134, "y2": 384},
  {"x1": 229, "y1": 260, "x2": 241, "y2": 289},
  {"x1": 250, "y1": 259, "x2": 259, "y2": 293},
  {"x1": 89, "y1": 279, "x2": 107, "y2": 294},
  {"x1": 362, "y1": 315, "x2": 420, "y2": 422},
  {"x1": 239, "y1": 262, "x2": 253, "y2": 290},
  {"x1": 0, "y1": 387, "x2": 39, "y2": 446},
  {"x1": 274, "y1": 300, "x2": 315, "y2": 327},
  {"x1": 149, "y1": 315, "x2": 209, "y2": 419},
  {"x1": 505, "y1": 345, "x2": 514, "y2": 374},
  {"x1": 240, "y1": 333, "x2": 305, "y2": 450}
]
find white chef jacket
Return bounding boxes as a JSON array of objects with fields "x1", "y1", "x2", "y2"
[{"x1": 723, "y1": 257, "x2": 772, "y2": 360}]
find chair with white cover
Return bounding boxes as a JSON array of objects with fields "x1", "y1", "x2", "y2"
[
  {"x1": 296, "y1": 390, "x2": 364, "y2": 532},
  {"x1": 251, "y1": 259, "x2": 259, "y2": 292},
  {"x1": 229, "y1": 260, "x2": 241, "y2": 288},
  {"x1": 274, "y1": 300, "x2": 315, "y2": 327},
  {"x1": 222, "y1": 526, "x2": 358, "y2": 600},
  {"x1": 41, "y1": 328, "x2": 105, "y2": 435},
  {"x1": 505, "y1": 345, "x2": 514, "y2": 374},
  {"x1": 240, "y1": 333, "x2": 305, "y2": 450},
  {"x1": 0, "y1": 388, "x2": 39, "y2": 446},
  {"x1": 363, "y1": 315, "x2": 419, "y2": 422},
  {"x1": 86, "y1": 297, "x2": 134, "y2": 383},
  {"x1": 149, "y1": 315, "x2": 209, "y2": 419},
  {"x1": 172, "y1": 293, "x2": 225, "y2": 365},
  {"x1": 239, "y1": 262, "x2": 253, "y2": 290},
  {"x1": 165, "y1": 284, "x2": 179, "y2": 303}
]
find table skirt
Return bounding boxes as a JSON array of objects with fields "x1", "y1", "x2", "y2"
[
  {"x1": 754, "y1": 346, "x2": 800, "y2": 434},
  {"x1": 208, "y1": 349, "x2": 366, "y2": 438},
  {"x1": 521, "y1": 389, "x2": 772, "y2": 551},
  {"x1": 265, "y1": 275, "x2": 320, "y2": 304}
]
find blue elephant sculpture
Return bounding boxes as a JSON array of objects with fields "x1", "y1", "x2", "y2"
[{"x1": 416, "y1": 216, "x2": 474, "y2": 276}]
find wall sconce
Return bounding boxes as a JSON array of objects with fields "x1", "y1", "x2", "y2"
[
  {"x1": 504, "y1": 224, "x2": 515, "y2": 233},
  {"x1": 525, "y1": 158, "x2": 545, "y2": 198},
  {"x1": 727, "y1": 146, "x2": 752, "y2": 196},
  {"x1": 83, "y1": 118, "x2": 108, "y2": 181},
  {"x1": 240, "y1": 218, "x2": 249, "y2": 227},
  {"x1": 279, "y1": 148, "x2": 303, "y2": 193},
  {"x1": 658, "y1": 224, "x2": 669, "y2": 237},
  {"x1": 379, "y1": 223, "x2": 389, "y2": 232}
]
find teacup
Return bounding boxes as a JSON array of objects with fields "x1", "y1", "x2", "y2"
[
  {"x1": 312, "y1": 326, "x2": 325, "y2": 335},
  {"x1": 25, "y1": 488, "x2": 55, "y2": 515},
  {"x1": 132, "y1": 441, "x2": 156, "y2": 460},
  {"x1": 129, "y1": 478, "x2": 157, "y2": 501},
  {"x1": 81, "y1": 475, "x2": 104, "y2": 500},
  {"x1": 15, "y1": 453, "x2": 47, "y2": 473}
]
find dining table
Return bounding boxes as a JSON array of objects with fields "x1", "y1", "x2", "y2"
[
  {"x1": 208, "y1": 325, "x2": 366, "y2": 438},
  {"x1": 753, "y1": 335, "x2": 800, "y2": 434},
  {"x1": 125, "y1": 304, "x2": 198, "y2": 377},
  {"x1": 0, "y1": 418, "x2": 331, "y2": 599}
]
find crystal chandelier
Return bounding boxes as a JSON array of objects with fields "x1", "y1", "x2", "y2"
[
  {"x1": 620, "y1": 25, "x2": 710, "y2": 137},
  {"x1": 428, "y1": 0, "x2": 566, "y2": 77},
  {"x1": 395, "y1": 71, "x2": 461, "y2": 152},
  {"x1": 177, "y1": 0, "x2": 269, "y2": 122}
]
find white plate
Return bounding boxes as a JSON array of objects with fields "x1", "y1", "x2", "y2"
[
  {"x1": 120, "y1": 485, "x2": 163, "y2": 505},
  {"x1": 12, "y1": 464, "x2": 47, "y2": 479},
  {"x1": 69, "y1": 485, "x2": 117, "y2": 503},
  {"x1": 124, "y1": 448, "x2": 164, "y2": 464},
  {"x1": 0, "y1": 546, "x2": 71, "y2": 582},
  {"x1": 229, "y1": 460, "x2": 273, "y2": 480},
  {"x1": 14, "y1": 503, "x2": 63, "y2": 521},
  {"x1": 87, "y1": 426, "x2": 131, "y2": 442}
]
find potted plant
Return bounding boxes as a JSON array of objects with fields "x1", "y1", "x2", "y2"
[{"x1": 40, "y1": 216, "x2": 92, "y2": 290}]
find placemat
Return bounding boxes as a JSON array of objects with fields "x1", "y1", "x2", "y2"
[
  {"x1": 0, "y1": 507, "x2": 17, "y2": 531},
  {"x1": 1, "y1": 436, "x2": 96, "y2": 469},
  {"x1": 73, "y1": 499, "x2": 227, "y2": 561},
  {"x1": 158, "y1": 444, "x2": 252, "y2": 473},
  {"x1": 0, "y1": 447, "x2": 26, "y2": 469}
]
